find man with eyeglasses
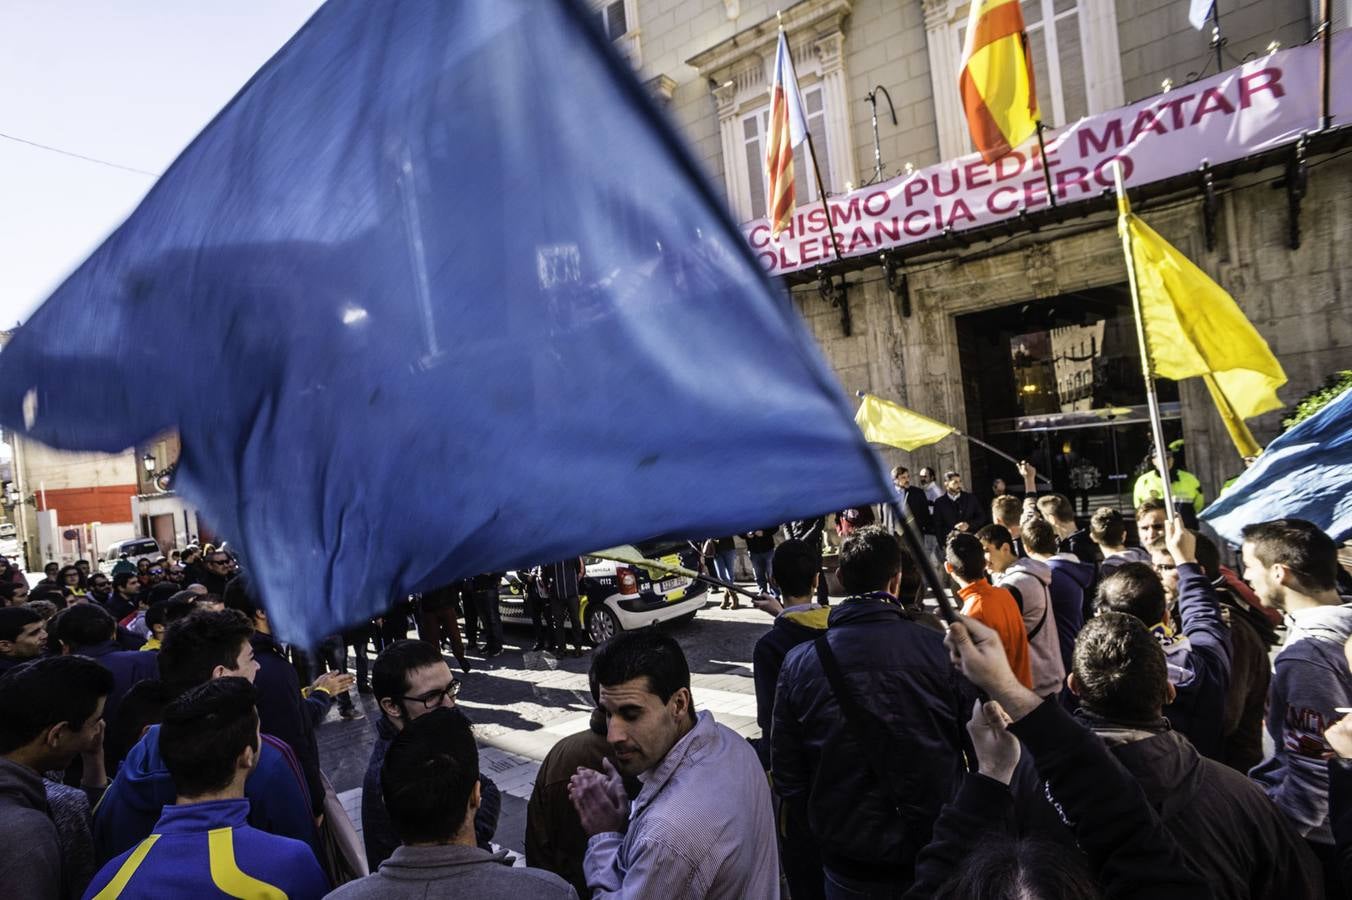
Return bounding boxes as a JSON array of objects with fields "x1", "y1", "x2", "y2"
[
  {"x1": 363, "y1": 640, "x2": 499, "y2": 871},
  {"x1": 198, "y1": 552, "x2": 235, "y2": 596}
]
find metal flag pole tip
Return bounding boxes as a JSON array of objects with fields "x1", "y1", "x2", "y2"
[{"x1": 1112, "y1": 160, "x2": 1179, "y2": 523}]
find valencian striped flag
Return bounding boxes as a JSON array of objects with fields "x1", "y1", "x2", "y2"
[
  {"x1": 766, "y1": 29, "x2": 809, "y2": 236},
  {"x1": 959, "y1": 0, "x2": 1040, "y2": 163}
]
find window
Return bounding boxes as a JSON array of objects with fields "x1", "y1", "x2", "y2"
[
  {"x1": 592, "y1": 0, "x2": 627, "y2": 41},
  {"x1": 590, "y1": 0, "x2": 640, "y2": 68},
  {"x1": 1021, "y1": 0, "x2": 1086, "y2": 127},
  {"x1": 740, "y1": 86, "x2": 835, "y2": 223}
]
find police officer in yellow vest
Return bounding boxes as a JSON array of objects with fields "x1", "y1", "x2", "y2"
[{"x1": 1133, "y1": 445, "x2": 1204, "y2": 528}]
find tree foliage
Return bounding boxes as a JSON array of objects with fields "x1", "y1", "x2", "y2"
[{"x1": 1282, "y1": 370, "x2": 1352, "y2": 429}]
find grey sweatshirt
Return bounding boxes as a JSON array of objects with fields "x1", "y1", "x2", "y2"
[
  {"x1": 993, "y1": 558, "x2": 1066, "y2": 698},
  {"x1": 0, "y1": 757, "x2": 64, "y2": 900},
  {"x1": 325, "y1": 844, "x2": 576, "y2": 900},
  {"x1": 1250, "y1": 602, "x2": 1352, "y2": 844}
]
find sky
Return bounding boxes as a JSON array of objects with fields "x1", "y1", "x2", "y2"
[{"x1": 0, "y1": 0, "x2": 325, "y2": 327}]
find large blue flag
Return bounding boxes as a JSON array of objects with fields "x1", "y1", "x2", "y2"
[
  {"x1": 0, "y1": 0, "x2": 890, "y2": 643},
  {"x1": 1202, "y1": 388, "x2": 1352, "y2": 546}
]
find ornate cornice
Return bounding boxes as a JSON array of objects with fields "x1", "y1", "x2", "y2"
[{"x1": 685, "y1": 0, "x2": 853, "y2": 78}]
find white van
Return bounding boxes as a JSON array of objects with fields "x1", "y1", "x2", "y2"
[{"x1": 100, "y1": 537, "x2": 163, "y2": 574}]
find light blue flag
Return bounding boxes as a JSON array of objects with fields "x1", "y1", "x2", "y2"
[
  {"x1": 1202, "y1": 388, "x2": 1352, "y2": 546},
  {"x1": 1189, "y1": 0, "x2": 1215, "y2": 30},
  {"x1": 0, "y1": 0, "x2": 891, "y2": 644}
]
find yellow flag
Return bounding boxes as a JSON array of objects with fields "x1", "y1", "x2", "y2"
[
  {"x1": 855, "y1": 394, "x2": 955, "y2": 451},
  {"x1": 1120, "y1": 211, "x2": 1286, "y2": 451}
]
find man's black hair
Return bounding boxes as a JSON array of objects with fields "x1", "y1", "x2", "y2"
[
  {"x1": 934, "y1": 836, "x2": 1099, "y2": 900},
  {"x1": 837, "y1": 525, "x2": 903, "y2": 595},
  {"x1": 945, "y1": 532, "x2": 987, "y2": 583},
  {"x1": 0, "y1": 582, "x2": 25, "y2": 604},
  {"x1": 43, "y1": 562, "x2": 58, "y2": 574},
  {"x1": 1072, "y1": 612, "x2": 1169, "y2": 723},
  {"x1": 157, "y1": 609, "x2": 254, "y2": 696},
  {"x1": 372, "y1": 640, "x2": 447, "y2": 710},
  {"x1": 0, "y1": 656, "x2": 113, "y2": 754},
  {"x1": 770, "y1": 539, "x2": 819, "y2": 599},
  {"x1": 105, "y1": 679, "x2": 174, "y2": 768},
  {"x1": 975, "y1": 524, "x2": 1014, "y2": 552},
  {"x1": 592, "y1": 628, "x2": 691, "y2": 709},
  {"x1": 146, "y1": 596, "x2": 196, "y2": 632},
  {"x1": 382, "y1": 707, "x2": 480, "y2": 845},
  {"x1": 159, "y1": 677, "x2": 260, "y2": 797},
  {"x1": 50, "y1": 604, "x2": 116, "y2": 650},
  {"x1": 1095, "y1": 563, "x2": 1167, "y2": 626},
  {"x1": 1193, "y1": 532, "x2": 1221, "y2": 580},
  {"x1": 1241, "y1": 518, "x2": 1339, "y2": 594},
  {"x1": 113, "y1": 572, "x2": 139, "y2": 592},
  {"x1": 1021, "y1": 516, "x2": 1059, "y2": 556},
  {"x1": 0, "y1": 606, "x2": 42, "y2": 643},
  {"x1": 221, "y1": 576, "x2": 262, "y2": 620}
]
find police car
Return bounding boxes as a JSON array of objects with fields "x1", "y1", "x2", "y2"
[{"x1": 498, "y1": 541, "x2": 708, "y2": 643}]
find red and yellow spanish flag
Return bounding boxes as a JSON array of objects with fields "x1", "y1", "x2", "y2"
[
  {"x1": 766, "y1": 30, "x2": 809, "y2": 236},
  {"x1": 959, "y1": 0, "x2": 1040, "y2": 163}
]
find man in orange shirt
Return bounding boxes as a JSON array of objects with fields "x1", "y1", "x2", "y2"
[{"x1": 945, "y1": 532, "x2": 1033, "y2": 689}]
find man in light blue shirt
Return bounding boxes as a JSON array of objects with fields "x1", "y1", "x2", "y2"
[{"x1": 569, "y1": 630, "x2": 780, "y2": 898}]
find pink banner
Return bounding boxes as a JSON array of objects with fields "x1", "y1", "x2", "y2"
[{"x1": 742, "y1": 31, "x2": 1352, "y2": 277}]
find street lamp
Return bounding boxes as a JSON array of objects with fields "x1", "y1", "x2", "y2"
[{"x1": 142, "y1": 453, "x2": 156, "y2": 475}]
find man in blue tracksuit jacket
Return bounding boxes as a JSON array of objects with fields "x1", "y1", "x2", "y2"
[
  {"x1": 1099, "y1": 522, "x2": 1232, "y2": 759},
  {"x1": 84, "y1": 678, "x2": 327, "y2": 899},
  {"x1": 91, "y1": 610, "x2": 320, "y2": 866}
]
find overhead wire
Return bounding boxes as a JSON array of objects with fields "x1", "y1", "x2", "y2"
[{"x1": 0, "y1": 130, "x2": 160, "y2": 178}]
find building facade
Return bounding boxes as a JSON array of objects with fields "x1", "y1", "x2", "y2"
[{"x1": 601, "y1": 0, "x2": 1351, "y2": 511}]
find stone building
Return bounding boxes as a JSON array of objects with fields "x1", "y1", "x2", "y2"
[{"x1": 597, "y1": 0, "x2": 1351, "y2": 511}]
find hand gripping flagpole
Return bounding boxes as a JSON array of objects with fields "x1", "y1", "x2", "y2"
[{"x1": 1113, "y1": 161, "x2": 1178, "y2": 524}]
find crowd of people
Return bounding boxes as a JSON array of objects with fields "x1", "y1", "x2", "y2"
[{"x1": 0, "y1": 453, "x2": 1349, "y2": 898}]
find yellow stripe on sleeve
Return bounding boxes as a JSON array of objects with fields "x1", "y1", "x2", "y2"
[
  {"x1": 91, "y1": 835, "x2": 160, "y2": 900},
  {"x1": 207, "y1": 827, "x2": 288, "y2": 899}
]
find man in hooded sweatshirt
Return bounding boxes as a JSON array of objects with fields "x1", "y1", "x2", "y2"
[
  {"x1": 1023, "y1": 516, "x2": 1094, "y2": 676},
  {"x1": 1096, "y1": 523, "x2": 1231, "y2": 761},
  {"x1": 1059, "y1": 612, "x2": 1321, "y2": 899},
  {"x1": 977, "y1": 524, "x2": 1063, "y2": 699},
  {"x1": 1243, "y1": 519, "x2": 1352, "y2": 888}
]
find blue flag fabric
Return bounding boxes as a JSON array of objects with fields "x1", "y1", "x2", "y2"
[
  {"x1": 1202, "y1": 388, "x2": 1352, "y2": 546},
  {"x1": 0, "y1": 0, "x2": 890, "y2": 644}
]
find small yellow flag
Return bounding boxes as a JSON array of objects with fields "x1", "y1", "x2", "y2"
[
  {"x1": 1120, "y1": 212, "x2": 1286, "y2": 454},
  {"x1": 855, "y1": 394, "x2": 955, "y2": 451}
]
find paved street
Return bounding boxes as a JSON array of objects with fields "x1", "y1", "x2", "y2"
[{"x1": 317, "y1": 589, "x2": 771, "y2": 858}]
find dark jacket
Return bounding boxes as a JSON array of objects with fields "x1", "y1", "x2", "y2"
[
  {"x1": 251, "y1": 631, "x2": 326, "y2": 816},
  {"x1": 772, "y1": 597, "x2": 972, "y2": 884},
  {"x1": 753, "y1": 605, "x2": 830, "y2": 733},
  {"x1": 900, "y1": 485, "x2": 933, "y2": 535},
  {"x1": 1045, "y1": 555, "x2": 1095, "y2": 676},
  {"x1": 1216, "y1": 584, "x2": 1275, "y2": 774},
  {"x1": 1080, "y1": 719, "x2": 1321, "y2": 900},
  {"x1": 1158, "y1": 563, "x2": 1232, "y2": 761},
  {"x1": 1331, "y1": 758, "x2": 1352, "y2": 890},
  {"x1": 75, "y1": 640, "x2": 158, "y2": 736},
  {"x1": 362, "y1": 715, "x2": 501, "y2": 871},
  {"x1": 931, "y1": 491, "x2": 985, "y2": 541},
  {"x1": 907, "y1": 701, "x2": 1213, "y2": 899},
  {"x1": 742, "y1": 529, "x2": 777, "y2": 554},
  {"x1": 93, "y1": 725, "x2": 318, "y2": 866},
  {"x1": 1059, "y1": 528, "x2": 1101, "y2": 567},
  {"x1": 0, "y1": 758, "x2": 64, "y2": 900}
]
